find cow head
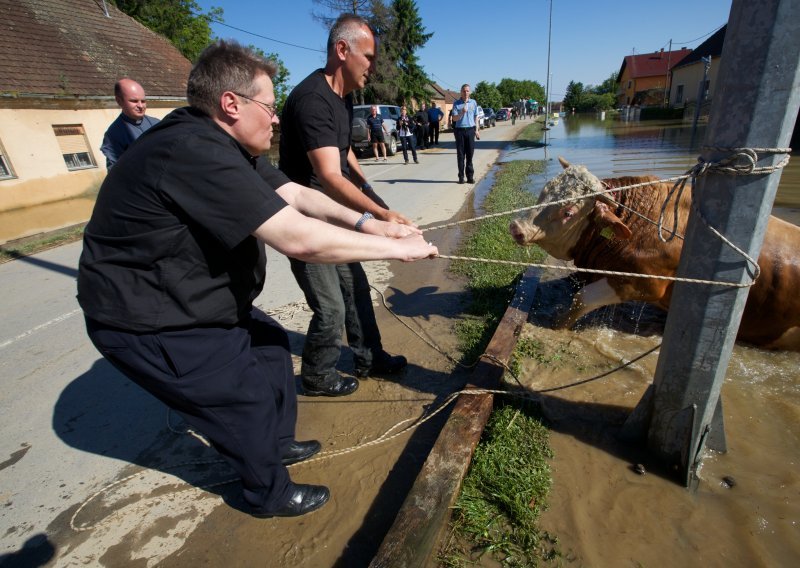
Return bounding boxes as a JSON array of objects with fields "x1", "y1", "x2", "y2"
[{"x1": 509, "y1": 157, "x2": 632, "y2": 260}]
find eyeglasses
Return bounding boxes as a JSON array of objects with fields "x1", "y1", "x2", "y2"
[{"x1": 234, "y1": 93, "x2": 278, "y2": 117}]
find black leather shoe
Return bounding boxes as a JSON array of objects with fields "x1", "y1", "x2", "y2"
[
  {"x1": 281, "y1": 440, "x2": 322, "y2": 465},
  {"x1": 356, "y1": 352, "x2": 407, "y2": 379},
  {"x1": 458, "y1": 178, "x2": 464, "y2": 184},
  {"x1": 251, "y1": 483, "x2": 330, "y2": 518},
  {"x1": 467, "y1": 178, "x2": 475, "y2": 184},
  {"x1": 302, "y1": 374, "x2": 359, "y2": 397}
]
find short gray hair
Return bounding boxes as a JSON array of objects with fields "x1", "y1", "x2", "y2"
[
  {"x1": 187, "y1": 40, "x2": 277, "y2": 117},
  {"x1": 327, "y1": 14, "x2": 372, "y2": 57}
]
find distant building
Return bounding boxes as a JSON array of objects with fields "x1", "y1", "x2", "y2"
[
  {"x1": 0, "y1": 0, "x2": 191, "y2": 223},
  {"x1": 669, "y1": 26, "x2": 727, "y2": 117},
  {"x1": 617, "y1": 47, "x2": 692, "y2": 107}
]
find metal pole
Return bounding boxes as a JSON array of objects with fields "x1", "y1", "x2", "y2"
[
  {"x1": 627, "y1": 0, "x2": 800, "y2": 486},
  {"x1": 690, "y1": 56, "x2": 712, "y2": 142}
]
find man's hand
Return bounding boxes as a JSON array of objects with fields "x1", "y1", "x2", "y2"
[
  {"x1": 361, "y1": 219, "x2": 422, "y2": 238},
  {"x1": 379, "y1": 209, "x2": 416, "y2": 226},
  {"x1": 398, "y1": 234, "x2": 439, "y2": 262},
  {"x1": 476, "y1": 130, "x2": 481, "y2": 140}
]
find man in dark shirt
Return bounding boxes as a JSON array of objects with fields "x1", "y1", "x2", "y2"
[
  {"x1": 280, "y1": 14, "x2": 417, "y2": 398},
  {"x1": 414, "y1": 102, "x2": 430, "y2": 150},
  {"x1": 427, "y1": 102, "x2": 444, "y2": 146},
  {"x1": 78, "y1": 40, "x2": 436, "y2": 519},
  {"x1": 100, "y1": 78, "x2": 160, "y2": 169}
]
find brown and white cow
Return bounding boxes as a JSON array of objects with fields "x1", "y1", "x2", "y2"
[{"x1": 509, "y1": 157, "x2": 800, "y2": 350}]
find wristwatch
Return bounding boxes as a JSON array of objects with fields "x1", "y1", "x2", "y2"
[{"x1": 355, "y1": 212, "x2": 374, "y2": 232}]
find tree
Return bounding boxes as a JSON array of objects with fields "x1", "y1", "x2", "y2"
[
  {"x1": 496, "y1": 78, "x2": 545, "y2": 108},
  {"x1": 593, "y1": 71, "x2": 619, "y2": 95},
  {"x1": 248, "y1": 47, "x2": 292, "y2": 112},
  {"x1": 111, "y1": 0, "x2": 221, "y2": 62},
  {"x1": 311, "y1": 0, "x2": 372, "y2": 29},
  {"x1": 562, "y1": 80, "x2": 585, "y2": 112},
  {"x1": 386, "y1": 0, "x2": 432, "y2": 106},
  {"x1": 310, "y1": 0, "x2": 431, "y2": 106},
  {"x1": 473, "y1": 81, "x2": 502, "y2": 110}
]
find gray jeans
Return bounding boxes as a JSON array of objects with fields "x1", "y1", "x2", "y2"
[{"x1": 289, "y1": 259, "x2": 382, "y2": 381}]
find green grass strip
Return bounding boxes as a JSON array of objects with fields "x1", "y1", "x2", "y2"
[{"x1": 442, "y1": 122, "x2": 560, "y2": 566}]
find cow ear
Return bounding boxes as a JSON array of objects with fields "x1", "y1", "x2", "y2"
[{"x1": 593, "y1": 201, "x2": 632, "y2": 240}]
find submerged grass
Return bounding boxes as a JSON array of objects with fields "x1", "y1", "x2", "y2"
[{"x1": 441, "y1": 123, "x2": 560, "y2": 566}]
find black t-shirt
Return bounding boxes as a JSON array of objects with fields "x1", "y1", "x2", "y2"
[
  {"x1": 414, "y1": 109, "x2": 429, "y2": 126},
  {"x1": 77, "y1": 107, "x2": 290, "y2": 332},
  {"x1": 279, "y1": 69, "x2": 353, "y2": 189}
]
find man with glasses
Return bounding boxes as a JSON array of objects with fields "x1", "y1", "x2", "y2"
[
  {"x1": 279, "y1": 14, "x2": 416, "y2": 397},
  {"x1": 78, "y1": 40, "x2": 436, "y2": 519}
]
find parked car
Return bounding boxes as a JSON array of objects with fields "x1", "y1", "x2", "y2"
[
  {"x1": 495, "y1": 108, "x2": 510, "y2": 121},
  {"x1": 476, "y1": 106, "x2": 485, "y2": 129},
  {"x1": 482, "y1": 107, "x2": 496, "y2": 127},
  {"x1": 351, "y1": 104, "x2": 401, "y2": 156}
]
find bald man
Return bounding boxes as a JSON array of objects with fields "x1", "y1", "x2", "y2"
[{"x1": 100, "y1": 78, "x2": 160, "y2": 168}]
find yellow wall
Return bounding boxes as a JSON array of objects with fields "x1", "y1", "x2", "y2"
[
  {"x1": 0, "y1": 106, "x2": 176, "y2": 212},
  {"x1": 670, "y1": 58, "x2": 721, "y2": 106}
]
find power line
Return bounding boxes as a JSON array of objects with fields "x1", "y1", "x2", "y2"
[
  {"x1": 673, "y1": 24, "x2": 725, "y2": 47},
  {"x1": 203, "y1": 14, "x2": 325, "y2": 53}
]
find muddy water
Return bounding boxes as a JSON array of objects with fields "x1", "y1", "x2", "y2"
[{"x1": 504, "y1": 117, "x2": 799, "y2": 566}]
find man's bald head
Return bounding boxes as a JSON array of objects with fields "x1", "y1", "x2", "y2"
[{"x1": 114, "y1": 78, "x2": 148, "y2": 121}]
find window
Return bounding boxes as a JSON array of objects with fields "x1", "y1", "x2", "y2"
[
  {"x1": 53, "y1": 125, "x2": 96, "y2": 171},
  {"x1": 675, "y1": 84, "x2": 684, "y2": 104},
  {"x1": 627, "y1": 80, "x2": 632, "y2": 89},
  {"x1": 0, "y1": 139, "x2": 14, "y2": 180}
]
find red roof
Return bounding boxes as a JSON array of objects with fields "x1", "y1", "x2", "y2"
[
  {"x1": 0, "y1": 0, "x2": 192, "y2": 97},
  {"x1": 619, "y1": 48, "x2": 693, "y2": 80}
]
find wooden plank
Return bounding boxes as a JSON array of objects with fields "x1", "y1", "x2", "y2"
[{"x1": 370, "y1": 267, "x2": 542, "y2": 568}]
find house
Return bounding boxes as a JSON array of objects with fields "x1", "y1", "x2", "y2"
[
  {"x1": 669, "y1": 25, "x2": 726, "y2": 114},
  {"x1": 617, "y1": 47, "x2": 692, "y2": 107},
  {"x1": 0, "y1": 0, "x2": 191, "y2": 240},
  {"x1": 425, "y1": 82, "x2": 460, "y2": 129}
]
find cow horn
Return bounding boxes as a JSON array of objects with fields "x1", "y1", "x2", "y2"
[{"x1": 558, "y1": 156, "x2": 571, "y2": 169}]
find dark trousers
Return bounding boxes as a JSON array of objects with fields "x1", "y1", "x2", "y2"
[
  {"x1": 416, "y1": 124, "x2": 428, "y2": 149},
  {"x1": 454, "y1": 127, "x2": 476, "y2": 181},
  {"x1": 85, "y1": 308, "x2": 296, "y2": 513},
  {"x1": 400, "y1": 135, "x2": 417, "y2": 162},
  {"x1": 289, "y1": 259, "x2": 382, "y2": 381},
  {"x1": 429, "y1": 121, "x2": 440, "y2": 145}
]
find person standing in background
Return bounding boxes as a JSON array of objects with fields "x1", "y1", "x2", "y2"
[
  {"x1": 426, "y1": 102, "x2": 443, "y2": 146},
  {"x1": 397, "y1": 105, "x2": 418, "y2": 164},
  {"x1": 366, "y1": 105, "x2": 389, "y2": 161},
  {"x1": 450, "y1": 83, "x2": 480, "y2": 184},
  {"x1": 100, "y1": 78, "x2": 160, "y2": 169},
  {"x1": 414, "y1": 102, "x2": 429, "y2": 150}
]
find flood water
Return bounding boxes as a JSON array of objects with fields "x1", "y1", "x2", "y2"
[{"x1": 503, "y1": 115, "x2": 799, "y2": 566}]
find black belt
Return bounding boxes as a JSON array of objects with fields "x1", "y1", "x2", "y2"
[{"x1": 456, "y1": 126, "x2": 475, "y2": 129}]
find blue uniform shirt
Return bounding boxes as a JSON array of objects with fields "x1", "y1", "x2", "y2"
[{"x1": 452, "y1": 98, "x2": 478, "y2": 128}]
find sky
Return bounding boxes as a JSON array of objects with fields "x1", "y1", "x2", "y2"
[{"x1": 194, "y1": 0, "x2": 733, "y2": 100}]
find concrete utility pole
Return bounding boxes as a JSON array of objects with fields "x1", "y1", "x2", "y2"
[{"x1": 624, "y1": 0, "x2": 800, "y2": 486}]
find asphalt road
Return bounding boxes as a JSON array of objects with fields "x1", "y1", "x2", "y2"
[{"x1": 0, "y1": 120, "x2": 529, "y2": 566}]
